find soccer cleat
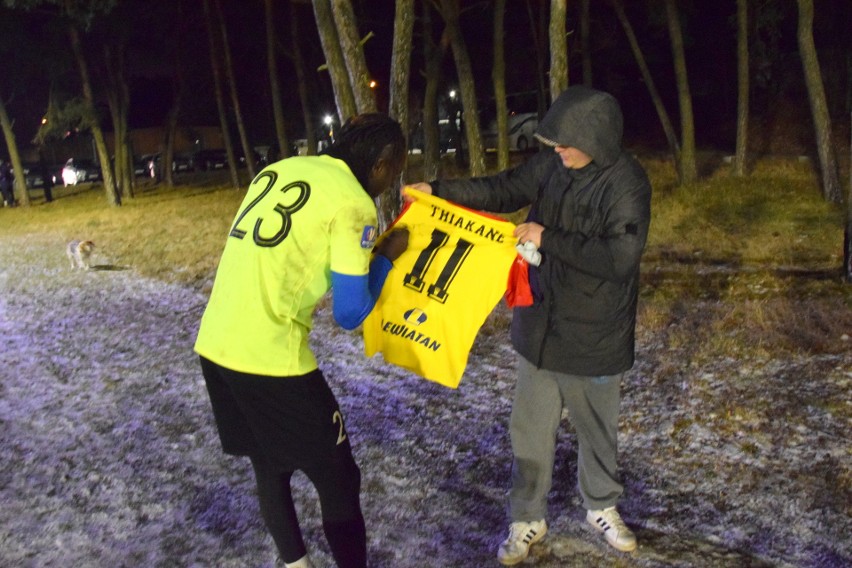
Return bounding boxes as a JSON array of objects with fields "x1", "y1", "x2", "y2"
[
  {"x1": 497, "y1": 519, "x2": 548, "y2": 565},
  {"x1": 586, "y1": 507, "x2": 637, "y2": 552},
  {"x1": 284, "y1": 555, "x2": 315, "y2": 568}
]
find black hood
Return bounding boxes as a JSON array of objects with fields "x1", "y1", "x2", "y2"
[{"x1": 534, "y1": 86, "x2": 624, "y2": 167}]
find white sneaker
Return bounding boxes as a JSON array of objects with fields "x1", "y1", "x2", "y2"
[
  {"x1": 285, "y1": 555, "x2": 315, "y2": 568},
  {"x1": 497, "y1": 519, "x2": 548, "y2": 565},
  {"x1": 586, "y1": 507, "x2": 637, "y2": 552}
]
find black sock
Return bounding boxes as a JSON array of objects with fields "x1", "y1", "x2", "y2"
[{"x1": 322, "y1": 513, "x2": 367, "y2": 568}]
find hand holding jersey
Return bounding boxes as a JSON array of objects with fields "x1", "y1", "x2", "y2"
[
  {"x1": 331, "y1": 227, "x2": 409, "y2": 330},
  {"x1": 373, "y1": 227, "x2": 410, "y2": 260}
]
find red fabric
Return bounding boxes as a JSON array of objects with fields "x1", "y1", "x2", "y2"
[{"x1": 505, "y1": 255, "x2": 534, "y2": 307}]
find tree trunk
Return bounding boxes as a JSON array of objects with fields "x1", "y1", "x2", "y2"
[
  {"x1": 846, "y1": 115, "x2": 852, "y2": 282},
  {"x1": 162, "y1": 44, "x2": 183, "y2": 190},
  {"x1": 796, "y1": 0, "x2": 842, "y2": 203},
  {"x1": 104, "y1": 43, "x2": 134, "y2": 197},
  {"x1": 264, "y1": 0, "x2": 289, "y2": 162},
  {"x1": 312, "y1": 0, "x2": 358, "y2": 122},
  {"x1": 331, "y1": 0, "x2": 377, "y2": 114},
  {"x1": 665, "y1": 0, "x2": 697, "y2": 185},
  {"x1": 388, "y1": 0, "x2": 414, "y2": 141},
  {"x1": 214, "y1": 0, "x2": 256, "y2": 178},
  {"x1": 202, "y1": 0, "x2": 240, "y2": 189},
  {"x1": 609, "y1": 0, "x2": 680, "y2": 161},
  {"x1": 493, "y1": 0, "x2": 510, "y2": 171},
  {"x1": 549, "y1": 0, "x2": 568, "y2": 99},
  {"x1": 581, "y1": 0, "x2": 592, "y2": 86},
  {"x1": 526, "y1": 0, "x2": 549, "y2": 112},
  {"x1": 734, "y1": 0, "x2": 749, "y2": 177},
  {"x1": 290, "y1": 2, "x2": 317, "y2": 156},
  {"x1": 421, "y1": 2, "x2": 443, "y2": 181},
  {"x1": 379, "y1": 0, "x2": 415, "y2": 228},
  {"x1": 162, "y1": 0, "x2": 186, "y2": 188},
  {"x1": 68, "y1": 24, "x2": 121, "y2": 206},
  {"x1": 162, "y1": 92, "x2": 180, "y2": 188},
  {"x1": 119, "y1": 80, "x2": 134, "y2": 197},
  {"x1": 439, "y1": 0, "x2": 485, "y2": 177},
  {"x1": 0, "y1": 97, "x2": 30, "y2": 207}
]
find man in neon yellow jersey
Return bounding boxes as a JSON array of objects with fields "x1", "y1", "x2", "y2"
[{"x1": 195, "y1": 114, "x2": 409, "y2": 568}]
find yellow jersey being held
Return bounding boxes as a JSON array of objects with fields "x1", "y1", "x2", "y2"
[{"x1": 363, "y1": 189, "x2": 518, "y2": 388}]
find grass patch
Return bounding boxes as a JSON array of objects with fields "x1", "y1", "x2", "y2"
[
  {"x1": 634, "y1": 155, "x2": 851, "y2": 360},
  {"x1": 1, "y1": 178, "x2": 247, "y2": 291},
  {"x1": 2, "y1": 157, "x2": 850, "y2": 359},
  {"x1": 644, "y1": 156, "x2": 843, "y2": 266}
]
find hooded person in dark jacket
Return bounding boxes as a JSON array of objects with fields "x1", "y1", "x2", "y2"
[{"x1": 406, "y1": 86, "x2": 651, "y2": 563}]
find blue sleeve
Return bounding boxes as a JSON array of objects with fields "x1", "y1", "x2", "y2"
[{"x1": 331, "y1": 255, "x2": 394, "y2": 330}]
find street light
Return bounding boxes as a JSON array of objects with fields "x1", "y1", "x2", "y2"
[{"x1": 323, "y1": 114, "x2": 334, "y2": 145}]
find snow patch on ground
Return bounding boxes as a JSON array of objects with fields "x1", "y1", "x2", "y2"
[{"x1": 0, "y1": 235, "x2": 849, "y2": 567}]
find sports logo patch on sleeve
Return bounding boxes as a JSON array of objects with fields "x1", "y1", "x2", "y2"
[{"x1": 360, "y1": 225, "x2": 378, "y2": 248}]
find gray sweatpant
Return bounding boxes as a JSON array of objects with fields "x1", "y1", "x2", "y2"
[{"x1": 508, "y1": 357, "x2": 624, "y2": 521}]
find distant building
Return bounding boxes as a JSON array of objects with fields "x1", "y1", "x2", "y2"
[{"x1": 27, "y1": 125, "x2": 224, "y2": 165}]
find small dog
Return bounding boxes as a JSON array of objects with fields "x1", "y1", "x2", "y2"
[{"x1": 66, "y1": 240, "x2": 96, "y2": 270}]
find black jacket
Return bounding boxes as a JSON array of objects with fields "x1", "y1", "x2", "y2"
[{"x1": 432, "y1": 87, "x2": 651, "y2": 376}]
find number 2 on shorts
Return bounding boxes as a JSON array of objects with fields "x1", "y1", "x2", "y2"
[{"x1": 332, "y1": 410, "x2": 347, "y2": 445}]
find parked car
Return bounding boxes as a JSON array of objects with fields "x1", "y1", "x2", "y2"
[
  {"x1": 12, "y1": 162, "x2": 44, "y2": 188},
  {"x1": 483, "y1": 112, "x2": 539, "y2": 152},
  {"x1": 292, "y1": 139, "x2": 310, "y2": 156},
  {"x1": 172, "y1": 153, "x2": 195, "y2": 172},
  {"x1": 138, "y1": 152, "x2": 196, "y2": 176},
  {"x1": 408, "y1": 120, "x2": 462, "y2": 155},
  {"x1": 74, "y1": 159, "x2": 102, "y2": 182},
  {"x1": 194, "y1": 149, "x2": 228, "y2": 171},
  {"x1": 134, "y1": 154, "x2": 161, "y2": 178},
  {"x1": 438, "y1": 119, "x2": 461, "y2": 154},
  {"x1": 60, "y1": 158, "x2": 100, "y2": 186},
  {"x1": 238, "y1": 149, "x2": 263, "y2": 169},
  {"x1": 252, "y1": 143, "x2": 303, "y2": 163}
]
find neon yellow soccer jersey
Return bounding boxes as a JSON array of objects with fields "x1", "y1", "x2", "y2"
[
  {"x1": 363, "y1": 189, "x2": 519, "y2": 388},
  {"x1": 195, "y1": 156, "x2": 378, "y2": 376}
]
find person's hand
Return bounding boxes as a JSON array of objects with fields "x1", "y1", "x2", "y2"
[
  {"x1": 402, "y1": 182, "x2": 432, "y2": 203},
  {"x1": 514, "y1": 222, "x2": 544, "y2": 248},
  {"x1": 375, "y1": 227, "x2": 410, "y2": 262}
]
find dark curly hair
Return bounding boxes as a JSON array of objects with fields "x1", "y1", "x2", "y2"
[{"x1": 321, "y1": 113, "x2": 406, "y2": 191}]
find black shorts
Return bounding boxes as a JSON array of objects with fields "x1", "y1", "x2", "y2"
[{"x1": 200, "y1": 356, "x2": 355, "y2": 471}]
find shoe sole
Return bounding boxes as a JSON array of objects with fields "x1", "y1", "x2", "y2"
[
  {"x1": 604, "y1": 537, "x2": 637, "y2": 552},
  {"x1": 497, "y1": 525, "x2": 548, "y2": 566}
]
